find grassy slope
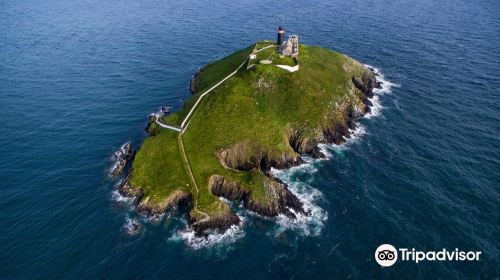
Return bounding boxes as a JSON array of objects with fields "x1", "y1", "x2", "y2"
[
  {"x1": 129, "y1": 130, "x2": 190, "y2": 203},
  {"x1": 182, "y1": 45, "x2": 365, "y2": 213},
  {"x1": 130, "y1": 44, "x2": 366, "y2": 214},
  {"x1": 255, "y1": 40, "x2": 274, "y2": 50},
  {"x1": 162, "y1": 45, "x2": 254, "y2": 126}
]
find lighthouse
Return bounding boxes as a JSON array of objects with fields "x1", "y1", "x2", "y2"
[{"x1": 277, "y1": 26, "x2": 285, "y2": 46}]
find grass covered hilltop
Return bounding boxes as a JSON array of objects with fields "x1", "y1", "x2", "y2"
[{"x1": 118, "y1": 40, "x2": 380, "y2": 236}]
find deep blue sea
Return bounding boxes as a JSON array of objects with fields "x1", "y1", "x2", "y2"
[{"x1": 1, "y1": 0, "x2": 499, "y2": 278}]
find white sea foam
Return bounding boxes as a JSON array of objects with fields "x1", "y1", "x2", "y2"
[
  {"x1": 271, "y1": 167, "x2": 328, "y2": 236},
  {"x1": 345, "y1": 124, "x2": 367, "y2": 145},
  {"x1": 111, "y1": 189, "x2": 133, "y2": 204},
  {"x1": 361, "y1": 64, "x2": 399, "y2": 119},
  {"x1": 259, "y1": 65, "x2": 396, "y2": 236},
  {"x1": 318, "y1": 143, "x2": 333, "y2": 159},
  {"x1": 364, "y1": 95, "x2": 383, "y2": 119},
  {"x1": 122, "y1": 215, "x2": 141, "y2": 236},
  {"x1": 364, "y1": 64, "x2": 400, "y2": 95},
  {"x1": 112, "y1": 65, "x2": 396, "y2": 247},
  {"x1": 108, "y1": 142, "x2": 132, "y2": 177},
  {"x1": 111, "y1": 142, "x2": 131, "y2": 161},
  {"x1": 323, "y1": 124, "x2": 367, "y2": 153},
  {"x1": 169, "y1": 216, "x2": 246, "y2": 250},
  {"x1": 142, "y1": 212, "x2": 165, "y2": 223}
]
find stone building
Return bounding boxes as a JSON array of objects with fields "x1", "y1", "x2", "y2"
[{"x1": 279, "y1": 34, "x2": 299, "y2": 57}]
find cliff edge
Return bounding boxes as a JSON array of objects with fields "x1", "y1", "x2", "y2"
[{"x1": 119, "y1": 43, "x2": 380, "y2": 236}]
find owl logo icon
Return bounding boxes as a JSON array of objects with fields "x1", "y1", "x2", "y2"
[{"x1": 375, "y1": 244, "x2": 398, "y2": 267}]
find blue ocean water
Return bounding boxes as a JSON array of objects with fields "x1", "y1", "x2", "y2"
[{"x1": 1, "y1": 0, "x2": 499, "y2": 278}]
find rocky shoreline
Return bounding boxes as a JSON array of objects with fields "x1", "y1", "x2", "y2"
[
  {"x1": 109, "y1": 143, "x2": 135, "y2": 177},
  {"x1": 115, "y1": 67, "x2": 381, "y2": 237}
]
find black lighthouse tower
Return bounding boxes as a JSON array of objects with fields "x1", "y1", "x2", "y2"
[{"x1": 277, "y1": 26, "x2": 285, "y2": 46}]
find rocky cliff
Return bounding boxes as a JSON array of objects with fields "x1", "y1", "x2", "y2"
[{"x1": 118, "y1": 44, "x2": 381, "y2": 237}]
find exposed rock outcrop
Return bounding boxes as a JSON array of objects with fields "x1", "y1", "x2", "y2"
[
  {"x1": 208, "y1": 174, "x2": 305, "y2": 219},
  {"x1": 118, "y1": 180, "x2": 192, "y2": 216},
  {"x1": 117, "y1": 62, "x2": 382, "y2": 237},
  {"x1": 145, "y1": 114, "x2": 159, "y2": 136},
  {"x1": 137, "y1": 190, "x2": 192, "y2": 216},
  {"x1": 322, "y1": 122, "x2": 350, "y2": 145},
  {"x1": 269, "y1": 69, "x2": 380, "y2": 156},
  {"x1": 287, "y1": 128, "x2": 324, "y2": 159},
  {"x1": 109, "y1": 143, "x2": 135, "y2": 177},
  {"x1": 189, "y1": 69, "x2": 201, "y2": 94},
  {"x1": 217, "y1": 142, "x2": 263, "y2": 171},
  {"x1": 217, "y1": 141, "x2": 303, "y2": 173},
  {"x1": 259, "y1": 152, "x2": 304, "y2": 171},
  {"x1": 208, "y1": 175, "x2": 249, "y2": 201},
  {"x1": 118, "y1": 179, "x2": 144, "y2": 204},
  {"x1": 352, "y1": 69, "x2": 381, "y2": 113},
  {"x1": 190, "y1": 209, "x2": 241, "y2": 237}
]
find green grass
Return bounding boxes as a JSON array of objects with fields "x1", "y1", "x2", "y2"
[
  {"x1": 255, "y1": 40, "x2": 275, "y2": 50},
  {"x1": 255, "y1": 47, "x2": 277, "y2": 61},
  {"x1": 130, "y1": 43, "x2": 367, "y2": 215},
  {"x1": 129, "y1": 130, "x2": 190, "y2": 203},
  {"x1": 162, "y1": 45, "x2": 254, "y2": 126},
  {"x1": 253, "y1": 46, "x2": 297, "y2": 67},
  {"x1": 273, "y1": 55, "x2": 297, "y2": 66}
]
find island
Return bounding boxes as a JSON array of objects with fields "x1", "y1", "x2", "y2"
[{"x1": 117, "y1": 27, "x2": 380, "y2": 236}]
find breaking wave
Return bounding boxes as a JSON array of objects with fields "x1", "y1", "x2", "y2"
[
  {"x1": 115, "y1": 65, "x2": 395, "y2": 247},
  {"x1": 365, "y1": 64, "x2": 400, "y2": 94},
  {"x1": 271, "y1": 166, "x2": 328, "y2": 236},
  {"x1": 110, "y1": 183, "x2": 133, "y2": 205},
  {"x1": 169, "y1": 216, "x2": 246, "y2": 250},
  {"x1": 264, "y1": 65, "x2": 395, "y2": 236},
  {"x1": 122, "y1": 215, "x2": 142, "y2": 236},
  {"x1": 365, "y1": 95, "x2": 382, "y2": 119},
  {"x1": 108, "y1": 142, "x2": 132, "y2": 177},
  {"x1": 363, "y1": 64, "x2": 399, "y2": 118}
]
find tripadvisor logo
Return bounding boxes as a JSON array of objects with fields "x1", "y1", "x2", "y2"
[
  {"x1": 375, "y1": 244, "x2": 398, "y2": 267},
  {"x1": 375, "y1": 244, "x2": 482, "y2": 267}
]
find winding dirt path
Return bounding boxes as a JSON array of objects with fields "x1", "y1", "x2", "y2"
[
  {"x1": 159, "y1": 44, "x2": 277, "y2": 222},
  {"x1": 177, "y1": 134, "x2": 209, "y2": 220},
  {"x1": 156, "y1": 43, "x2": 276, "y2": 134}
]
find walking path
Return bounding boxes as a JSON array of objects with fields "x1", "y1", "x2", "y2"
[
  {"x1": 156, "y1": 43, "x2": 275, "y2": 134},
  {"x1": 177, "y1": 133, "x2": 209, "y2": 220},
  {"x1": 154, "y1": 120, "x2": 182, "y2": 132},
  {"x1": 180, "y1": 59, "x2": 247, "y2": 130},
  {"x1": 153, "y1": 43, "x2": 276, "y2": 220}
]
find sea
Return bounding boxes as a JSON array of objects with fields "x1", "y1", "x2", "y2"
[{"x1": 1, "y1": 0, "x2": 499, "y2": 278}]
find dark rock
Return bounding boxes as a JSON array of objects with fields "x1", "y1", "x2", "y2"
[
  {"x1": 351, "y1": 76, "x2": 367, "y2": 94},
  {"x1": 208, "y1": 174, "x2": 306, "y2": 219},
  {"x1": 118, "y1": 179, "x2": 144, "y2": 205},
  {"x1": 323, "y1": 123, "x2": 349, "y2": 145},
  {"x1": 287, "y1": 128, "x2": 325, "y2": 159},
  {"x1": 189, "y1": 69, "x2": 201, "y2": 94},
  {"x1": 352, "y1": 69, "x2": 378, "y2": 99},
  {"x1": 218, "y1": 142, "x2": 303, "y2": 172},
  {"x1": 364, "y1": 105, "x2": 372, "y2": 114},
  {"x1": 190, "y1": 211, "x2": 241, "y2": 237},
  {"x1": 208, "y1": 175, "x2": 248, "y2": 201},
  {"x1": 110, "y1": 143, "x2": 135, "y2": 177},
  {"x1": 145, "y1": 114, "x2": 159, "y2": 136}
]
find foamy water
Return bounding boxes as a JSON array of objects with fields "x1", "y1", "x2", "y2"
[
  {"x1": 122, "y1": 215, "x2": 142, "y2": 236},
  {"x1": 111, "y1": 189, "x2": 133, "y2": 204},
  {"x1": 169, "y1": 216, "x2": 246, "y2": 250},
  {"x1": 365, "y1": 64, "x2": 401, "y2": 94},
  {"x1": 108, "y1": 142, "x2": 131, "y2": 177},
  {"x1": 263, "y1": 67, "x2": 395, "y2": 237},
  {"x1": 114, "y1": 66, "x2": 394, "y2": 249},
  {"x1": 6, "y1": 0, "x2": 498, "y2": 276},
  {"x1": 271, "y1": 166, "x2": 328, "y2": 237}
]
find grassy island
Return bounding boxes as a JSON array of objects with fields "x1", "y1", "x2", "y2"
[{"x1": 120, "y1": 41, "x2": 380, "y2": 235}]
